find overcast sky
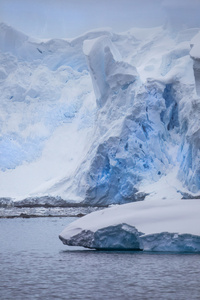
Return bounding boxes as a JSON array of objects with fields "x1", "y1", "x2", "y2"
[{"x1": 0, "y1": 0, "x2": 200, "y2": 38}]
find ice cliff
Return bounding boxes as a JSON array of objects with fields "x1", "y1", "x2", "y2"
[
  {"x1": 190, "y1": 31, "x2": 200, "y2": 96},
  {"x1": 0, "y1": 23, "x2": 200, "y2": 205}
]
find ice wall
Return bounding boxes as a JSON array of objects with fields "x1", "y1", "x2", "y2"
[
  {"x1": 60, "y1": 36, "x2": 184, "y2": 205},
  {"x1": 178, "y1": 92, "x2": 200, "y2": 193},
  {"x1": 1, "y1": 23, "x2": 200, "y2": 203}
]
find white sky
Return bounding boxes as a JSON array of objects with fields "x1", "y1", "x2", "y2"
[{"x1": 0, "y1": 0, "x2": 200, "y2": 38}]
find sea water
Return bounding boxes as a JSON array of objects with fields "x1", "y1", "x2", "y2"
[{"x1": 0, "y1": 217, "x2": 200, "y2": 300}]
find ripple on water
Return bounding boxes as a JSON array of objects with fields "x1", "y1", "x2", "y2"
[{"x1": 0, "y1": 217, "x2": 200, "y2": 300}]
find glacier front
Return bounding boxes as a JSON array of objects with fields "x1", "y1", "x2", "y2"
[{"x1": 0, "y1": 23, "x2": 200, "y2": 206}]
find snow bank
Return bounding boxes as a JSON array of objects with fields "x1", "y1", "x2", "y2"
[{"x1": 59, "y1": 199, "x2": 200, "y2": 252}]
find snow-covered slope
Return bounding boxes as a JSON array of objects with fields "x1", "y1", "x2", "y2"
[{"x1": 0, "y1": 23, "x2": 200, "y2": 205}]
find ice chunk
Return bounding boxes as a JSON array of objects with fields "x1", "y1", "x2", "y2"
[
  {"x1": 59, "y1": 199, "x2": 200, "y2": 252},
  {"x1": 59, "y1": 224, "x2": 142, "y2": 250},
  {"x1": 83, "y1": 36, "x2": 138, "y2": 106},
  {"x1": 93, "y1": 224, "x2": 142, "y2": 250},
  {"x1": 60, "y1": 225, "x2": 200, "y2": 252},
  {"x1": 141, "y1": 232, "x2": 200, "y2": 252}
]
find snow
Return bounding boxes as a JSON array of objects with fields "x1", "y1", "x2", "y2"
[
  {"x1": 190, "y1": 31, "x2": 200, "y2": 59},
  {"x1": 0, "y1": 23, "x2": 98, "y2": 199},
  {"x1": 59, "y1": 198, "x2": 200, "y2": 252},
  {"x1": 0, "y1": 22, "x2": 200, "y2": 206},
  {"x1": 190, "y1": 31, "x2": 200, "y2": 96},
  {"x1": 83, "y1": 35, "x2": 138, "y2": 106},
  {"x1": 1, "y1": 22, "x2": 200, "y2": 251}
]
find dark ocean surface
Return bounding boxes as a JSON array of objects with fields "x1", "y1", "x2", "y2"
[{"x1": 0, "y1": 217, "x2": 200, "y2": 300}]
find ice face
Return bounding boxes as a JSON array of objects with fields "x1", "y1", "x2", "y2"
[
  {"x1": 191, "y1": 58, "x2": 200, "y2": 97},
  {"x1": 0, "y1": 23, "x2": 200, "y2": 203},
  {"x1": 80, "y1": 31, "x2": 200, "y2": 204},
  {"x1": 76, "y1": 40, "x2": 182, "y2": 205},
  {"x1": 190, "y1": 31, "x2": 200, "y2": 96},
  {"x1": 59, "y1": 223, "x2": 142, "y2": 250},
  {"x1": 141, "y1": 232, "x2": 200, "y2": 252},
  {"x1": 60, "y1": 224, "x2": 200, "y2": 252},
  {"x1": 83, "y1": 36, "x2": 138, "y2": 107}
]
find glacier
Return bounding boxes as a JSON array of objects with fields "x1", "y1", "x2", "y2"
[
  {"x1": 1, "y1": 22, "x2": 200, "y2": 251},
  {"x1": 46, "y1": 26, "x2": 200, "y2": 205},
  {"x1": 0, "y1": 23, "x2": 200, "y2": 204}
]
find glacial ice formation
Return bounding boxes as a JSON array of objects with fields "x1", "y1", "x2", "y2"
[
  {"x1": 60, "y1": 223, "x2": 142, "y2": 250},
  {"x1": 59, "y1": 199, "x2": 200, "y2": 252},
  {"x1": 53, "y1": 27, "x2": 200, "y2": 205},
  {"x1": 83, "y1": 36, "x2": 138, "y2": 106},
  {"x1": 190, "y1": 31, "x2": 200, "y2": 96},
  {"x1": 0, "y1": 23, "x2": 200, "y2": 205}
]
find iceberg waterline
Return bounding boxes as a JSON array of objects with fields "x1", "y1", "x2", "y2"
[{"x1": 59, "y1": 199, "x2": 200, "y2": 252}]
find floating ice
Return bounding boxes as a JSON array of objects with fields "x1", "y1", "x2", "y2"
[{"x1": 59, "y1": 199, "x2": 200, "y2": 252}]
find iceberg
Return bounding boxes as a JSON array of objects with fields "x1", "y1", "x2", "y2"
[{"x1": 59, "y1": 199, "x2": 200, "y2": 252}]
